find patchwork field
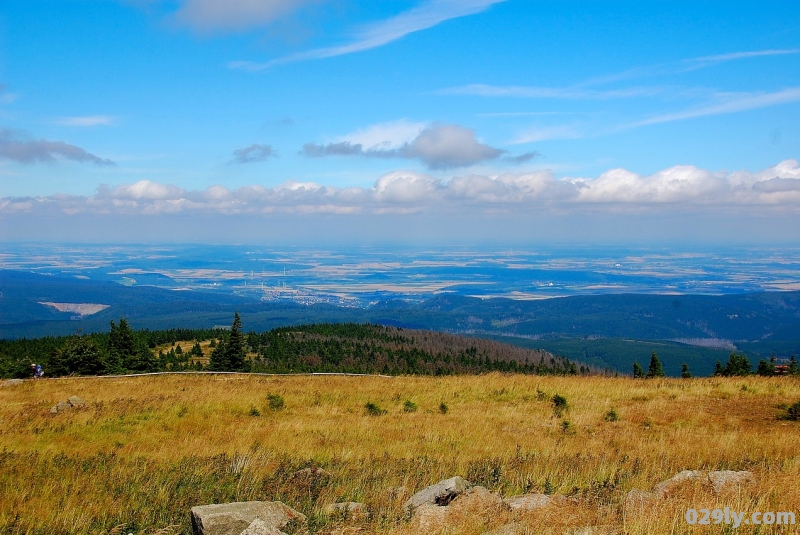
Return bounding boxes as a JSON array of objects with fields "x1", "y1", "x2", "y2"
[{"x1": 1, "y1": 373, "x2": 799, "y2": 534}]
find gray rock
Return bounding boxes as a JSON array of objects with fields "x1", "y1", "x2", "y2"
[
  {"x1": 190, "y1": 501, "x2": 305, "y2": 535},
  {"x1": 239, "y1": 519, "x2": 286, "y2": 535},
  {"x1": 50, "y1": 401, "x2": 72, "y2": 414},
  {"x1": 403, "y1": 476, "x2": 471, "y2": 513},
  {"x1": 408, "y1": 503, "x2": 449, "y2": 533},
  {"x1": 504, "y1": 493, "x2": 551, "y2": 513},
  {"x1": 652, "y1": 470, "x2": 704, "y2": 497},
  {"x1": 448, "y1": 486, "x2": 503, "y2": 516},
  {"x1": 708, "y1": 470, "x2": 754, "y2": 494},
  {"x1": 67, "y1": 396, "x2": 86, "y2": 407},
  {"x1": 2, "y1": 379, "x2": 24, "y2": 387}
]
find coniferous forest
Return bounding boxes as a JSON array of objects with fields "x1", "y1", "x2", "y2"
[{"x1": 0, "y1": 315, "x2": 589, "y2": 378}]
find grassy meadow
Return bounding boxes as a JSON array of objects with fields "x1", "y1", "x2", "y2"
[{"x1": 1, "y1": 373, "x2": 799, "y2": 534}]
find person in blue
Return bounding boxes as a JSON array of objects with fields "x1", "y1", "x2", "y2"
[{"x1": 31, "y1": 363, "x2": 44, "y2": 379}]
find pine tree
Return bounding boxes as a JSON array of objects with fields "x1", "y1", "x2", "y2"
[
  {"x1": 208, "y1": 313, "x2": 248, "y2": 372},
  {"x1": 681, "y1": 363, "x2": 692, "y2": 378},
  {"x1": 757, "y1": 359, "x2": 775, "y2": 376},
  {"x1": 632, "y1": 361, "x2": 644, "y2": 378},
  {"x1": 646, "y1": 351, "x2": 665, "y2": 378},
  {"x1": 226, "y1": 312, "x2": 248, "y2": 371},
  {"x1": 789, "y1": 355, "x2": 799, "y2": 375},
  {"x1": 109, "y1": 318, "x2": 136, "y2": 373},
  {"x1": 713, "y1": 360, "x2": 724, "y2": 376}
]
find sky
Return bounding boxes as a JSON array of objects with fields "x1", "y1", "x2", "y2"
[{"x1": 1, "y1": 0, "x2": 799, "y2": 245}]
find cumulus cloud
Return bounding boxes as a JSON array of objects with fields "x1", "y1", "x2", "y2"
[
  {"x1": 231, "y1": 143, "x2": 276, "y2": 164},
  {"x1": 173, "y1": 0, "x2": 317, "y2": 33},
  {"x1": 0, "y1": 129, "x2": 114, "y2": 166},
  {"x1": 302, "y1": 123, "x2": 505, "y2": 169},
  {"x1": 3, "y1": 160, "x2": 800, "y2": 218}
]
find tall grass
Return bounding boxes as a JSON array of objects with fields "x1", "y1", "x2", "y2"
[{"x1": 1, "y1": 374, "x2": 798, "y2": 534}]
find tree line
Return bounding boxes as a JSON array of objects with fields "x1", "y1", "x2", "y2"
[
  {"x1": 0, "y1": 314, "x2": 590, "y2": 378},
  {"x1": 632, "y1": 351, "x2": 799, "y2": 378}
]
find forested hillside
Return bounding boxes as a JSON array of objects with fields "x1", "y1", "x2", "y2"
[{"x1": 0, "y1": 318, "x2": 587, "y2": 378}]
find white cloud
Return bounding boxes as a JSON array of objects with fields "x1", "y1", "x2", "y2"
[
  {"x1": 229, "y1": 0, "x2": 506, "y2": 70},
  {"x1": 340, "y1": 120, "x2": 427, "y2": 151},
  {"x1": 55, "y1": 116, "x2": 115, "y2": 127},
  {"x1": 173, "y1": 0, "x2": 317, "y2": 33},
  {"x1": 4, "y1": 160, "x2": 800, "y2": 218},
  {"x1": 302, "y1": 123, "x2": 506, "y2": 169},
  {"x1": 631, "y1": 87, "x2": 800, "y2": 127}
]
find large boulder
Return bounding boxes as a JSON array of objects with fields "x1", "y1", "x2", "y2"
[
  {"x1": 191, "y1": 501, "x2": 305, "y2": 535},
  {"x1": 403, "y1": 476, "x2": 471, "y2": 513},
  {"x1": 448, "y1": 486, "x2": 504, "y2": 516},
  {"x1": 408, "y1": 503, "x2": 449, "y2": 533},
  {"x1": 504, "y1": 493, "x2": 551, "y2": 513}
]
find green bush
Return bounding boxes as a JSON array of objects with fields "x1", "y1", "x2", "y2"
[
  {"x1": 364, "y1": 402, "x2": 387, "y2": 416},
  {"x1": 439, "y1": 402, "x2": 449, "y2": 414},
  {"x1": 552, "y1": 394, "x2": 568, "y2": 416},
  {"x1": 266, "y1": 393, "x2": 285, "y2": 411},
  {"x1": 785, "y1": 400, "x2": 800, "y2": 421},
  {"x1": 604, "y1": 408, "x2": 619, "y2": 422},
  {"x1": 403, "y1": 400, "x2": 418, "y2": 413}
]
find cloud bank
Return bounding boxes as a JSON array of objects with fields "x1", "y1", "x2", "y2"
[
  {"x1": 0, "y1": 129, "x2": 114, "y2": 166},
  {"x1": 3, "y1": 160, "x2": 799, "y2": 217}
]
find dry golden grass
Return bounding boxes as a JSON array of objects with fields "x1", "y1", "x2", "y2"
[{"x1": 1, "y1": 373, "x2": 799, "y2": 534}]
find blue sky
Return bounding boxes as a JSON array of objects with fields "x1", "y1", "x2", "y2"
[{"x1": 1, "y1": 0, "x2": 799, "y2": 244}]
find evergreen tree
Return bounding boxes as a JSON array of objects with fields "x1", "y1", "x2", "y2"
[
  {"x1": 226, "y1": 312, "x2": 247, "y2": 371},
  {"x1": 723, "y1": 353, "x2": 751, "y2": 376},
  {"x1": 50, "y1": 333, "x2": 106, "y2": 376},
  {"x1": 632, "y1": 361, "x2": 644, "y2": 378},
  {"x1": 789, "y1": 355, "x2": 799, "y2": 376},
  {"x1": 108, "y1": 318, "x2": 136, "y2": 374},
  {"x1": 681, "y1": 363, "x2": 692, "y2": 378},
  {"x1": 646, "y1": 351, "x2": 665, "y2": 378},
  {"x1": 757, "y1": 359, "x2": 776, "y2": 376},
  {"x1": 713, "y1": 360, "x2": 724, "y2": 376}
]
